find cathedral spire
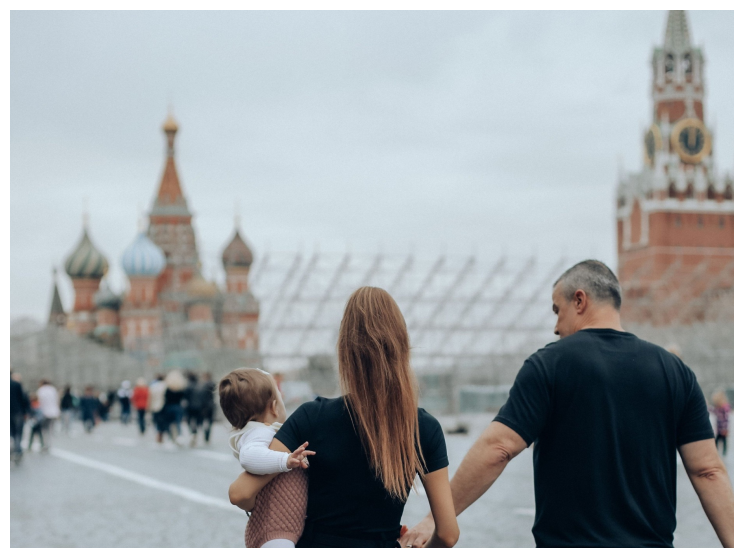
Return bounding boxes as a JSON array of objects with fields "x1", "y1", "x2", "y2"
[
  {"x1": 664, "y1": 10, "x2": 691, "y2": 53},
  {"x1": 153, "y1": 112, "x2": 188, "y2": 210},
  {"x1": 48, "y1": 267, "x2": 66, "y2": 326}
]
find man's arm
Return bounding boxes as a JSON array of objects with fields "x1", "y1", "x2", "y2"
[
  {"x1": 400, "y1": 421, "x2": 527, "y2": 548},
  {"x1": 678, "y1": 438, "x2": 733, "y2": 548}
]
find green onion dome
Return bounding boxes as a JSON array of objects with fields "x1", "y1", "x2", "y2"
[{"x1": 64, "y1": 228, "x2": 109, "y2": 279}]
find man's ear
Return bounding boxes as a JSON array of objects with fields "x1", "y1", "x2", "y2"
[{"x1": 574, "y1": 289, "x2": 588, "y2": 314}]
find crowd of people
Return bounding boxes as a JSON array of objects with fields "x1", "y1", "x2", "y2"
[{"x1": 9, "y1": 369, "x2": 217, "y2": 463}]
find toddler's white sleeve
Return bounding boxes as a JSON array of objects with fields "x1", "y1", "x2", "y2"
[{"x1": 238, "y1": 428, "x2": 291, "y2": 475}]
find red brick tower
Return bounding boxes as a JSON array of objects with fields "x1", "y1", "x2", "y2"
[
  {"x1": 147, "y1": 113, "x2": 200, "y2": 299},
  {"x1": 616, "y1": 10, "x2": 734, "y2": 325},
  {"x1": 63, "y1": 220, "x2": 109, "y2": 335},
  {"x1": 220, "y1": 226, "x2": 260, "y2": 350}
]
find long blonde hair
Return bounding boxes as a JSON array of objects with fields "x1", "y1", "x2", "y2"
[{"x1": 337, "y1": 286, "x2": 425, "y2": 501}]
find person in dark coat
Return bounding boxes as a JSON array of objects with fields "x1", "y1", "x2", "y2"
[
  {"x1": 184, "y1": 372, "x2": 201, "y2": 447},
  {"x1": 198, "y1": 372, "x2": 216, "y2": 444},
  {"x1": 79, "y1": 386, "x2": 99, "y2": 433},
  {"x1": 10, "y1": 371, "x2": 29, "y2": 462},
  {"x1": 60, "y1": 385, "x2": 76, "y2": 434}
]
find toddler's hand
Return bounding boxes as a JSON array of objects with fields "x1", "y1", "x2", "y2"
[{"x1": 286, "y1": 441, "x2": 315, "y2": 469}]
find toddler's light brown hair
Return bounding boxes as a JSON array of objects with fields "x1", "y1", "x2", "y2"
[{"x1": 218, "y1": 368, "x2": 276, "y2": 429}]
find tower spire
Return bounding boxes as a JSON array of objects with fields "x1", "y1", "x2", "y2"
[
  {"x1": 154, "y1": 111, "x2": 186, "y2": 206},
  {"x1": 48, "y1": 267, "x2": 66, "y2": 326},
  {"x1": 664, "y1": 10, "x2": 691, "y2": 53}
]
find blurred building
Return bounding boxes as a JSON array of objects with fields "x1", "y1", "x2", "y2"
[
  {"x1": 54, "y1": 114, "x2": 260, "y2": 372},
  {"x1": 616, "y1": 10, "x2": 734, "y2": 326}
]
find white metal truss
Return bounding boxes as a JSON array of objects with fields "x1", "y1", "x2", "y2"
[{"x1": 250, "y1": 252, "x2": 566, "y2": 372}]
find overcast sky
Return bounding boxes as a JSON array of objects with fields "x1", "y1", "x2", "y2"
[{"x1": 10, "y1": 10, "x2": 734, "y2": 322}]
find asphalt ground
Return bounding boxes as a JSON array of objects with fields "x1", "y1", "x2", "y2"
[{"x1": 10, "y1": 412, "x2": 733, "y2": 547}]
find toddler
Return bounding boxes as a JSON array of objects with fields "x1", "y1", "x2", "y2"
[{"x1": 219, "y1": 368, "x2": 312, "y2": 548}]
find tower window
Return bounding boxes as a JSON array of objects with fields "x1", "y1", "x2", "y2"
[
  {"x1": 665, "y1": 53, "x2": 674, "y2": 74},
  {"x1": 683, "y1": 53, "x2": 692, "y2": 75},
  {"x1": 707, "y1": 184, "x2": 716, "y2": 199},
  {"x1": 685, "y1": 183, "x2": 694, "y2": 198},
  {"x1": 668, "y1": 182, "x2": 677, "y2": 198}
]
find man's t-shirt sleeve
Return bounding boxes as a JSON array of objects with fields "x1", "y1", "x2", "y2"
[
  {"x1": 274, "y1": 400, "x2": 314, "y2": 451},
  {"x1": 493, "y1": 357, "x2": 551, "y2": 447},
  {"x1": 676, "y1": 369, "x2": 715, "y2": 447}
]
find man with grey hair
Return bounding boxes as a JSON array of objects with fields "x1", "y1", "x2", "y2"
[{"x1": 401, "y1": 260, "x2": 733, "y2": 548}]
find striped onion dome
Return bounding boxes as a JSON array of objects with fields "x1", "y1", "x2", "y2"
[
  {"x1": 64, "y1": 228, "x2": 109, "y2": 279},
  {"x1": 94, "y1": 281, "x2": 120, "y2": 310},
  {"x1": 221, "y1": 230, "x2": 253, "y2": 269},
  {"x1": 122, "y1": 232, "x2": 166, "y2": 277},
  {"x1": 187, "y1": 272, "x2": 218, "y2": 300}
]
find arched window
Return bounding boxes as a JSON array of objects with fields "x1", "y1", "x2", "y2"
[
  {"x1": 683, "y1": 53, "x2": 692, "y2": 75},
  {"x1": 724, "y1": 182, "x2": 733, "y2": 200},
  {"x1": 668, "y1": 182, "x2": 677, "y2": 198},
  {"x1": 707, "y1": 184, "x2": 716, "y2": 200},
  {"x1": 685, "y1": 183, "x2": 694, "y2": 198},
  {"x1": 665, "y1": 53, "x2": 675, "y2": 75}
]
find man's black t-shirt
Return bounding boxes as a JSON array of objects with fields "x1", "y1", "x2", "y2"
[
  {"x1": 494, "y1": 329, "x2": 714, "y2": 548},
  {"x1": 275, "y1": 396, "x2": 448, "y2": 537}
]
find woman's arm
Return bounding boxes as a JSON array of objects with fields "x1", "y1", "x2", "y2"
[
  {"x1": 228, "y1": 438, "x2": 305, "y2": 511},
  {"x1": 418, "y1": 467, "x2": 459, "y2": 548}
]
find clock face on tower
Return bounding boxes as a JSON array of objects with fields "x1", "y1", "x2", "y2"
[
  {"x1": 644, "y1": 124, "x2": 662, "y2": 166},
  {"x1": 671, "y1": 118, "x2": 712, "y2": 164}
]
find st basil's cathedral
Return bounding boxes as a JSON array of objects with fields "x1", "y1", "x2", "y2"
[{"x1": 52, "y1": 114, "x2": 260, "y2": 370}]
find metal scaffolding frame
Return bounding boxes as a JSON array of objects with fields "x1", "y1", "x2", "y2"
[{"x1": 250, "y1": 252, "x2": 562, "y2": 372}]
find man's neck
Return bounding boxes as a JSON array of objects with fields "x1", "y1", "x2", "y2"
[{"x1": 578, "y1": 306, "x2": 624, "y2": 332}]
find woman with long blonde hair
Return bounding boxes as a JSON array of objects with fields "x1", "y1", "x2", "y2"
[{"x1": 229, "y1": 286, "x2": 459, "y2": 548}]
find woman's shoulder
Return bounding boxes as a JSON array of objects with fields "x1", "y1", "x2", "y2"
[
  {"x1": 417, "y1": 407, "x2": 444, "y2": 435},
  {"x1": 292, "y1": 395, "x2": 345, "y2": 419}
]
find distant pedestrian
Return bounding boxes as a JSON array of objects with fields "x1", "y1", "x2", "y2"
[
  {"x1": 60, "y1": 385, "x2": 76, "y2": 434},
  {"x1": 149, "y1": 375, "x2": 167, "y2": 444},
  {"x1": 36, "y1": 379, "x2": 60, "y2": 446},
  {"x1": 10, "y1": 371, "x2": 29, "y2": 463},
  {"x1": 27, "y1": 394, "x2": 46, "y2": 451},
  {"x1": 184, "y1": 371, "x2": 202, "y2": 447},
  {"x1": 163, "y1": 370, "x2": 187, "y2": 444},
  {"x1": 132, "y1": 378, "x2": 150, "y2": 435},
  {"x1": 98, "y1": 390, "x2": 111, "y2": 422},
  {"x1": 79, "y1": 386, "x2": 99, "y2": 433},
  {"x1": 710, "y1": 391, "x2": 731, "y2": 456},
  {"x1": 107, "y1": 389, "x2": 117, "y2": 419},
  {"x1": 118, "y1": 381, "x2": 133, "y2": 425},
  {"x1": 198, "y1": 372, "x2": 216, "y2": 444}
]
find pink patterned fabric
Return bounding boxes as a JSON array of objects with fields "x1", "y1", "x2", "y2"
[{"x1": 244, "y1": 468, "x2": 308, "y2": 548}]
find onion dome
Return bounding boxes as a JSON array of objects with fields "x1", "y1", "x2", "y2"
[
  {"x1": 94, "y1": 280, "x2": 120, "y2": 310},
  {"x1": 122, "y1": 232, "x2": 166, "y2": 277},
  {"x1": 222, "y1": 230, "x2": 253, "y2": 269},
  {"x1": 64, "y1": 228, "x2": 109, "y2": 279},
  {"x1": 187, "y1": 271, "x2": 218, "y2": 300},
  {"x1": 162, "y1": 113, "x2": 179, "y2": 134}
]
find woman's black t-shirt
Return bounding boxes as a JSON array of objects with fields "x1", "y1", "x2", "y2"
[{"x1": 274, "y1": 396, "x2": 448, "y2": 537}]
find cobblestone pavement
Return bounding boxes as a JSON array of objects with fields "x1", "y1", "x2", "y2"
[{"x1": 11, "y1": 413, "x2": 733, "y2": 547}]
